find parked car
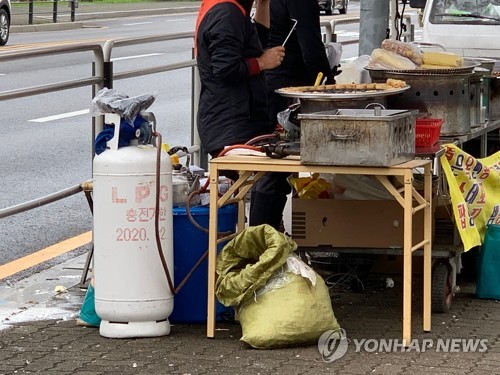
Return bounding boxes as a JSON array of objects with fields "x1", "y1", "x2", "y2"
[
  {"x1": 0, "y1": 0, "x2": 11, "y2": 45},
  {"x1": 318, "y1": 0, "x2": 348, "y2": 15}
]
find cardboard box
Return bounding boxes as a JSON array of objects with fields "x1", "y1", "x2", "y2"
[{"x1": 291, "y1": 198, "x2": 426, "y2": 248}]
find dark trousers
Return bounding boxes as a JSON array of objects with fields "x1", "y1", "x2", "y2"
[{"x1": 249, "y1": 172, "x2": 291, "y2": 230}]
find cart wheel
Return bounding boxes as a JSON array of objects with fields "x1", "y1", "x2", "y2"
[{"x1": 432, "y1": 262, "x2": 452, "y2": 313}]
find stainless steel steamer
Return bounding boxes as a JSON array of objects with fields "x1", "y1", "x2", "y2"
[{"x1": 368, "y1": 65, "x2": 477, "y2": 136}]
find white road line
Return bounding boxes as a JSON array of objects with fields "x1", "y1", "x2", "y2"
[
  {"x1": 29, "y1": 109, "x2": 90, "y2": 123},
  {"x1": 111, "y1": 53, "x2": 164, "y2": 62},
  {"x1": 165, "y1": 19, "x2": 187, "y2": 22},
  {"x1": 336, "y1": 31, "x2": 360, "y2": 37},
  {"x1": 123, "y1": 22, "x2": 153, "y2": 26}
]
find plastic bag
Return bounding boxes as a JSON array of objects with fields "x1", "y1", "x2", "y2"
[
  {"x1": 238, "y1": 260, "x2": 341, "y2": 348},
  {"x1": 216, "y1": 225, "x2": 297, "y2": 307},
  {"x1": 215, "y1": 225, "x2": 342, "y2": 349},
  {"x1": 78, "y1": 284, "x2": 101, "y2": 327},
  {"x1": 330, "y1": 174, "x2": 394, "y2": 200},
  {"x1": 326, "y1": 42, "x2": 343, "y2": 69},
  {"x1": 277, "y1": 102, "x2": 301, "y2": 141},
  {"x1": 288, "y1": 173, "x2": 332, "y2": 199},
  {"x1": 336, "y1": 55, "x2": 371, "y2": 84},
  {"x1": 90, "y1": 88, "x2": 157, "y2": 125},
  {"x1": 368, "y1": 48, "x2": 417, "y2": 70}
]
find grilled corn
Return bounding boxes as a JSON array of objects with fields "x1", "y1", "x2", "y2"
[
  {"x1": 422, "y1": 52, "x2": 464, "y2": 67},
  {"x1": 381, "y1": 39, "x2": 423, "y2": 65},
  {"x1": 370, "y1": 48, "x2": 417, "y2": 70},
  {"x1": 420, "y1": 64, "x2": 456, "y2": 70}
]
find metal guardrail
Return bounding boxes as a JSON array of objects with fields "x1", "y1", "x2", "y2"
[
  {"x1": 98, "y1": 32, "x2": 198, "y2": 136},
  {"x1": 0, "y1": 184, "x2": 85, "y2": 219},
  {"x1": 0, "y1": 31, "x2": 197, "y2": 219},
  {"x1": 0, "y1": 42, "x2": 103, "y2": 101},
  {"x1": 12, "y1": 0, "x2": 77, "y2": 24}
]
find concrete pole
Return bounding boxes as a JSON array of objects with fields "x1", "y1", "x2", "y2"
[
  {"x1": 358, "y1": 0, "x2": 390, "y2": 56},
  {"x1": 389, "y1": 0, "x2": 397, "y2": 40}
]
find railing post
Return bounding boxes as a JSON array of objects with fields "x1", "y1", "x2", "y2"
[
  {"x1": 93, "y1": 46, "x2": 106, "y2": 155},
  {"x1": 28, "y1": 0, "x2": 34, "y2": 25},
  {"x1": 70, "y1": 0, "x2": 77, "y2": 22},
  {"x1": 53, "y1": 0, "x2": 58, "y2": 23},
  {"x1": 102, "y1": 40, "x2": 114, "y2": 90},
  {"x1": 103, "y1": 62, "x2": 113, "y2": 89},
  {"x1": 191, "y1": 48, "x2": 206, "y2": 169},
  {"x1": 329, "y1": 20, "x2": 338, "y2": 43},
  {"x1": 323, "y1": 21, "x2": 332, "y2": 44}
]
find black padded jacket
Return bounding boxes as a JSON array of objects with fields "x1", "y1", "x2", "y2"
[
  {"x1": 266, "y1": 0, "x2": 334, "y2": 88},
  {"x1": 264, "y1": 0, "x2": 334, "y2": 126},
  {"x1": 196, "y1": 1, "x2": 273, "y2": 154}
]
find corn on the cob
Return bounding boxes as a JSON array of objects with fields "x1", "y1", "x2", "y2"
[
  {"x1": 422, "y1": 52, "x2": 464, "y2": 67},
  {"x1": 420, "y1": 63, "x2": 457, "y2": 70},
  {"x1": 381, "y1": 39, "x2": 423, "y2": 65},
  {"x1": 369, "y1": 48, "x2": 417, "y2": 70}
]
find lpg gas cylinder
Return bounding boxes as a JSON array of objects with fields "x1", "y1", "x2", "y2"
[{"x1": 93, "y1": 114, "x2": 173, "y2": 338}]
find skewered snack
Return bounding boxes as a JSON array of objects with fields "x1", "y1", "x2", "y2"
[
  {"x1": 278, "y1": 79, "x2": 407, "y2": 94},
  {"x1": 386, "y1": 78, "x2": 407, "y2": 88}
]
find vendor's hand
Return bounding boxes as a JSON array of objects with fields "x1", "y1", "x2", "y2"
[
  {"x1": 257, "y1": 46, "x2": 285, "y2": 71},
  {"x1": 325, "y1": 64, "x2": 342, "y2": 84},
  {"x1": 332, "y1": 64, "x2": 342, "y2": 77}
]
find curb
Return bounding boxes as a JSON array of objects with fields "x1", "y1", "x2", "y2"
[
  {"x1": 11, "y1": 6, "x2": 200, "y2": 33},
  {"x1": 75, "y1": 5, "x2": 199, "y2": 20},
  {"x1": 11, "y1": 22, "x2": 85, "y2": 33}
]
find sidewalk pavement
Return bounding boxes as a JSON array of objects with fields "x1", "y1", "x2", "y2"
[
  {"x1": 1, "y1": 249, "x2": 500, "y2": 375},
  {"x1": 10, "y1": 1, "x2": 202, "y2": 33}
]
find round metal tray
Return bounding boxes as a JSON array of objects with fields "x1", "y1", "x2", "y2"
[
  {"x1": 366, "y1": 59, "x2": 480, "y2": 76},
  {"x1": 275, "y1": 85, "x2": 410, "y2": 101}
]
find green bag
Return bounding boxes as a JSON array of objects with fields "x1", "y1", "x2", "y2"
[
  {"x1": 476, "y1": 224, "x2": 500, "y2": 300},
  {"x1": 79, "y1": 284, "x2": 101, "y2": 327},
  {"x1": 216, "y1": 224, "x2": 341, "y2": 349},
  {"x1": 216, "y1": 224, "x2": 297, "y2": 307}
]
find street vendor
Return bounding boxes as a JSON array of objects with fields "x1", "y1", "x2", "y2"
[
  {"x1": 195, "y1": 0, "x2": 291, "y2": 229},
  {"x1": 265, "y1": 0, "x2": 337, "y2": 123},
  {"x1": 195, "y1": 0, "x2": 284, "y2": 160},
  {"x1": 248, "y1": 0, "x2": 341, "y2": 230}
]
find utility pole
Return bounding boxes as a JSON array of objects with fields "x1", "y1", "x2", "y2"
[{"x1": 358, "y1": 0, "x2": 390, "y2": 56}]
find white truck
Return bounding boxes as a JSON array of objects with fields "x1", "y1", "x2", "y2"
[{"x1": 412, "y1": 0, "x2": 500, "y2": 67}]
